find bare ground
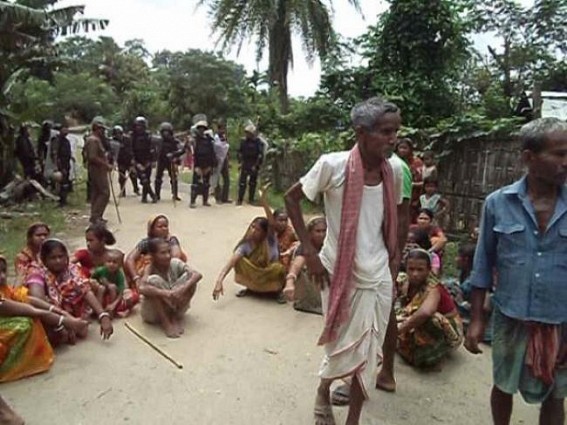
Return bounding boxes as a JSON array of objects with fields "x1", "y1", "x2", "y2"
[{"x1": 1, "y1": 186, "x2": 541, "y2": 425}]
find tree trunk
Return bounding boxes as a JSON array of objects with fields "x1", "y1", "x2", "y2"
[
  {"x1": 268, "y1": 0, "x2": 291, "y2": 114},
  {"x1": 0, "y1": 114, "x2": 15, "y2": 187}
]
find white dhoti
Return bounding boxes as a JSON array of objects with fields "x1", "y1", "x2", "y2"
[{"x1": 319, "y1": 278, "x2": 393, "y2": 398}]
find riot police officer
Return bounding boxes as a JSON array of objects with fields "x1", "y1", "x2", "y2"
[
  {"x1": 131, "y1": 116, "x2": 157, "y2": 203},
  {"x1": 155, "y1": 122, "x2": 185, "y2": 201},
  {"x1": 190, "y1": 120, "x2": 217, "y2": 208},
  {"x1": 237, "y1": 124, "x2": 264, "y2": 205},
  {"x1": 113, "y1": 126, "x2": 139, "y2": 197},
  {"x1": 51, "y1": 124, "x2": 73, "y2": 206}
]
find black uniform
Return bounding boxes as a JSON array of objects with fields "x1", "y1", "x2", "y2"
[
  {"x1": 237, "y1": 137, "x2": 264, "y2": 204},
  {"x1": 14, "y1": 133, "x2": 39, "y2": 180},
  {"x1": 155, "y1": 134, "x2": 184, "y2": 200},
  {"x1": 190, "y1": 132, "x2": 217, "y2": 206},
  {"x1": 51, "y1": 133, "x2": 73, "y2": 206},
  {"x1": 116, "y1": 135, "x2": 139, "y2": 196},
  {"x1": 132, "y1": 130, "x2": 157, "y2": 203}
]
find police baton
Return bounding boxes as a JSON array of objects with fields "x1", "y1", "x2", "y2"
[{"x1": 108, "y1": 170, "x2": 122, "y2": 224}]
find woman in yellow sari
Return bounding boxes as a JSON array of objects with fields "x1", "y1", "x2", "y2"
[
  {"x1": 396, "y1": 249, "x2": 463, "y2": 368},
  {"x1": 213, "y1": 214, "x2": 286, "y2": 303},
  {"x1": 0, "y1": 256, "x2": 88, "y2": 382}
]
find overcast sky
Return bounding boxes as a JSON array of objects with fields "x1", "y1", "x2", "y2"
[{"x1": 58, "y1": 0, "x2": 533, "y2": 97}]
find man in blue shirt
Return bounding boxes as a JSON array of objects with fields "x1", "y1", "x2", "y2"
[{"x1": 466, "y1": 117, "x2": 567, "y2": 425}]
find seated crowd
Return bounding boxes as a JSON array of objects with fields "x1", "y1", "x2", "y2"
[{"x1": 0, "y1": 171, "x2": 473, "y2": 391}]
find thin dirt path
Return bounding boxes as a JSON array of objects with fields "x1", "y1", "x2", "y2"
[{"x1": 2, "y1": 190, "x2": 540, "y2": 424}]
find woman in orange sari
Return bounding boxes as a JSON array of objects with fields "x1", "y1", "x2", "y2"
[
  {"x1": 14, "y1": 222, "x2": 50, "y2": 285},
  {"x1": 0, "y1": 256, "x2": 88, "y2": 382},
  {"x1": 125, "y1": 215, "x2": 188, "y2": 286}
]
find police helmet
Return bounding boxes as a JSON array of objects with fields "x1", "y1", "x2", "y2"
[
  {"x1": 159, "y1": 122, "x2": 174, "y2": 133},
  {"x1": 134, "y1": 116, "x2": 147, "y2": 126}
]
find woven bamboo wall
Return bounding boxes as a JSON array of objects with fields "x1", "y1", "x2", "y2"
[{"x1": 438, "y1": 137, "x2": 524, "y2": 233}]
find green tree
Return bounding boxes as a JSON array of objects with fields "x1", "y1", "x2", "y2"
[
  {"x1": 320, "y1": 0, "x2": 471, "y2": 127},
  {"x1": 153, "y1": 49, "x2": 250, "y2": 127},
  {"x1": 198, "y1": 0, "x2": 360, "y2": 113},
  {"x1": 470, "y1": 0, "x2": 567, "y2": 99},
  {"x1": 0, "y1": 0, "x2": 108, "y2": 184}
]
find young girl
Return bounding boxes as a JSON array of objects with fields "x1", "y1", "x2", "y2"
[
  {"x1": 283, "y1": 216, "x2": 327, "y2": 314},
  {"x1": 14, "y1": 222, "x2": 50, "y2": 285},
  {"x1": 91, "y1": 249, "x2": 139, "y2": 317},
  {"x1": 139, "y1": 239, "x2": 202, "y2": 338},
  {"x1": 72, "y1": 223, "x2": 118, "y2": 278},
  {"x1": 418, "y1": 178, "x2": 450, "y2": 221},
  {"x1": 396, "y1": 249, "x2": 463, "y2": 368},
  {"x1": 420, "y1": 150, "x2": 438, "y2": 181}
]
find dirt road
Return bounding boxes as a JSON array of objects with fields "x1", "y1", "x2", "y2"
[{"x1": 1, "y1": 190, "x2": 540, "y2": 424}]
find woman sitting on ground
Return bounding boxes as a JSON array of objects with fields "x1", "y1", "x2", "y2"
[
  {"x1": 24, "y1": 239, "x2": 113, "y2": 342},
  {"x1": 14, "y1": 222, "x2": 50, "y2": 285},
  {"x1": 125, "y1": 214, "x2": 188, "y2": 286},
  {"x1": 409, "y1": 208, "x2": 448, "y2": 254},
  {"x1": 259, "y1": 185, "x2": 298, "y2": 270},
  {"x1": 396, "y1": 249, "x2": 463, "y2": 368},
  {"x1": 0, "y1": 255, "x2": 88, "y2": 382},
  {"x1": 213, "y1": 188, "x2": 286, "y2": 302},
  {"x1": 283, "y1": 216, "x2": 327, "y2": 314},
  {"x1": 72, "y1": 223, "x2": 118, "y2": 278},
  {"x1": 139, "y1": 238, "x2": 202, "y2": 338}
]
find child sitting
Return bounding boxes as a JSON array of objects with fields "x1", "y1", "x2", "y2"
[
  {"x1": 92, "y1": 249, "x2": 138, "y2": 317},
  {"x1": 419, "y1": 177, "x2": 450, "y2": 222}
]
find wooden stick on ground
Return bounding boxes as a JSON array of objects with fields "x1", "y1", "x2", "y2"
[{"x1": 124, "y1": 322, "x2": 183, "y2": 369}]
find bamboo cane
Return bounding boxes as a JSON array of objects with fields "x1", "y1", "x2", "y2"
[{"x1": 124, "y1": 322, "x2": 183, "y2": 369}]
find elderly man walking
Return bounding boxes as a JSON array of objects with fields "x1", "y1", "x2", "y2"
[
  {"x1": 466, "y1": 117, "x2": 567, "y2": 425},
  {"x1": 285, "y1": 97, "x2": 404, "y2": 425}
]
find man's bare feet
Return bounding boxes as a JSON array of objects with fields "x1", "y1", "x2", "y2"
[
  {"x1": 161, "y1": 321, "x2": 180, "y2": 339},
  {"x1": 0, "y1": 397, "x2": 25, "y2": 425},
  {"x1": 375, "y1": 369, "x2": 396, "y2": 393},
  {"x1": 314, "y1": 385, "x2": 335, "y2": 425}
]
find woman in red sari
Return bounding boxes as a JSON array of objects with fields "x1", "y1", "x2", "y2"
[
  {"x1": 395, "y1": 138, "x2": 424, "y2": 223},
  {"x1": 14, "y1": 223, "x2": 50, "y2": 285},
  {"x1": 25, "y1": 239, "x2": 113, "y2": 342}
]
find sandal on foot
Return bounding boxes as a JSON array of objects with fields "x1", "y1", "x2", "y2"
[
  {"x1": 331, "y1": 384, "x2": 350, "y2": 406},
  {"x1": 314, "y1": 404, "x2": 336, "y2": 425}
]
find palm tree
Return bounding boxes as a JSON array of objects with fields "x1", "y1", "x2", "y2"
[
  {"x1": 198, "y1": 0, "x2": 360, "y2": 113},
  {"x1": 0, "y1": 0, "x2": 108, "y2": 185}
]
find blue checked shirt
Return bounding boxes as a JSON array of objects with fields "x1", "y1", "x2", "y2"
[{"x1": 470, "y1": 176, "x2": 567, "y2": 324}]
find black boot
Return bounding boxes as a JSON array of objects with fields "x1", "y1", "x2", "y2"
[
  {"x1": 189, "y1": 184, "x2": 198, "y2": 208},
  {"x1": 141, "y1": 186, "x2": 148, "y2": 203},
  {"x1": 172, "y1": 180, "x2": 181, "y2": 201},
  {"x1": 154, "y1": 181, "x2": 161, "y2": 201}
]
